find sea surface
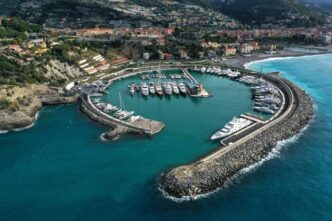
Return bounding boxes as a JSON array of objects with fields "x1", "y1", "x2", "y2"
[{"x1": 0, "y1": 55, "x2": 332, "y2": 220}]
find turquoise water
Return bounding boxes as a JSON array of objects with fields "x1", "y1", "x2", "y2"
[{"x1": 0, "y1": 56, "x2": 332, "y2": 220}]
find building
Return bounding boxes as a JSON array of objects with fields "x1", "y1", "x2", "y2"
[
  {"x1": 208, "y1": 50, "x2": 217, "y2": 59},
  {"x1": 179, "y1": 50, "x2": 189, "y2": 59},
  {"x1": 321, "y1": 33, "x2": 332, "y2": 45},
  {"x1": 239, "y1": 43, "x2": 254, "y2": 54},
  {"x1": 223, "y1": 46, "x2": 237, "y2": 56},
  {"x1": 208, "y1": 42, "x2": 221, "y2": 49}
]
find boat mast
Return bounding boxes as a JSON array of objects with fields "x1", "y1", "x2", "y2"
[{"x1": 119, "y1": 92, "x2": 127, "y2": 111}]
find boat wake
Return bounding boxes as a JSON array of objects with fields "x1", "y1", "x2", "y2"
[{"x1": 160, "y1": 119, "x2": 314, "y2": 203}]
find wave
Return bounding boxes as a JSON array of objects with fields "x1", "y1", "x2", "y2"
[
  {"x1": 0, "y1": 130, "x2": 9, "y2": 134},
  {"x1": 160, "y1": 121, "x2": 313, "y2": 203},
  {"x1": 244, "y1": 54, "x2": 329, "y2": 70}
]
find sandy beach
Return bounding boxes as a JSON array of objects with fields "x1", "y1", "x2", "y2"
[{"x1": 222, "y1": 45, "x2": 332, "y2": 68}]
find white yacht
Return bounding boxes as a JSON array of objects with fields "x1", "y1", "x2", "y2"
[
  {"x1": 155, "y1": 83, "x2": 163, "y2": 96},
  {"x1": 149, "y1": 83, "x2": 156, "y2": 95},
  {"x1": 130, "y1": 86, "x2": 135, "y2": 96},
  {"x1": 164, "y1": 83, "x2": 172, "y2": 95},
  {"x1": 141, "y1": 83, "x2": 149, "y2": 96},
  {"x1": 103, "y1": 103, "x2": 119, "y2": 113},
  {"x1": 172, "y1": 83, "x2": 179, "y2": 95},
  {"x1": 178, "y1": 82, "x2": 187, "y2": 94},
  {"x1": 211, "y1": 117, "x2": 252, "y2": 140},
  {"x1": 114, "y1": 110, "x2": 134, "y2": 120}
]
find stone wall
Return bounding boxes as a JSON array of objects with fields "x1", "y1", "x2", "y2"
[{"x1": 160, "y1": 78, "x2": 313, "y2": 198}]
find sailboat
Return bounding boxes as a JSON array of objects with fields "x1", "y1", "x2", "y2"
[{"x1": 113, "y1": 93, "x2": 134, "y2": 120}]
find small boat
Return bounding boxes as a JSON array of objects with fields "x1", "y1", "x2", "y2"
[
  {"x1": 114, "y1": 110, "x2": 134, "y2": 120},
  {"x1": 103, "y1": 103, "x2": 119, "y2": 113},
  {"x1": 130, "y1": 86, "x2": 135, "y2": 96},
  {"x1": 254, "y1": 106, "x2": 275, "y2": 114}
]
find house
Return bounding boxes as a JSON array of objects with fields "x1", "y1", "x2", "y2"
[
  {"x1": 164, "y1": 53, "x2": 173, "y2": 60},
  {"x1": 208, "y1": 42, "x2": 221, "y2": 49},
  {"x1": 8, "y1": 45, "x2": 23, "y2": 53},
  {"x1": 179, "y1": 50, "x2": 189, "y2": 59},
  {"x1": 239, "y1": 43, "x2": 254, "y2": 54},
  {"x1": 223, "y1": 46, "x2": 237, "y2": 56}
]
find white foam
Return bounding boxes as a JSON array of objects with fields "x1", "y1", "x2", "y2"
[
  {"x1": 244, "y1": 54, "x2": 328, "y2": 70},
  {"x1": 160, "y1": 121, "x2": 313, "y2": 202},
  {"x1": 1, "y1": 111, "x2": 40, "y2": 134}
]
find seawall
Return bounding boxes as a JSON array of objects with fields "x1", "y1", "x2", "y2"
[{"x1": 160, "y1": 76, "x2": 314, "y2": 199}]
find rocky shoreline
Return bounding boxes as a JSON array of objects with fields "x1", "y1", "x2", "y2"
[
  {"x1": 160, "y1": 78, "x2": 314, "y2": 199},
  {"x1": 0, "y1": 85, "x2": 77, "y2": 132}
]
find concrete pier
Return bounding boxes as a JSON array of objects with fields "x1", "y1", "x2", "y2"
[{"x1": 79, "y1": 94, "x2": 165, "y2": 139}]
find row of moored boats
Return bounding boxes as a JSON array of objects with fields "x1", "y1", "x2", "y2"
[
  {"x1": 194, "y1": 66, "x2": 282, "y2": 115},
  {"x1": 129, "y1": 82, "x2": 187, "y2": 96},
  {"x1": 238, "y1": 75, "x2": 281, "y2": 114},
  {"x1": 92, "y1": 98, "x2": 140, "y2": 122}
]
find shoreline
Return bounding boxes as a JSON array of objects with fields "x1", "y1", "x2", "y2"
[
  {"x1": 222, "y1": 47, "x2": 332, "y2": 69},
  {"x1": 0, "y1": 85, "x2": 78, "y2": 133}
]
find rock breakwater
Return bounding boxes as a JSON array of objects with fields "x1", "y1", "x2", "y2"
[{"x1": 160, "y1": 78, "x2": 314, "y2": 199}]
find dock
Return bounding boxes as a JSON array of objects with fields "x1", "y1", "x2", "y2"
[
  {"x1": 182, "y1": 68, "x2": 210, "y2": 97},
  {"x1": 80, "y1": 94, "x2": 165, "y2": 138},
  {"x1": 131, "y1": 118, "x2": 165, "y2": 135}
]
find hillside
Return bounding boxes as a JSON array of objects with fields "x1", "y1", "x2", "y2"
[
  {"x1": 0, "y1": 0, "x2": 327, "y2": 28},
  {"x1": 188, "y1": 0, "x2": 327, "y2": 27},
  {"x1": 302, "y1": 0, "x2": 332, "y2": 13}
]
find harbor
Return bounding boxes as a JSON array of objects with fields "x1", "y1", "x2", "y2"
[
  {"x1": 160, "y1": 67, "x2": 314, "y2": 199},
  {"x1": 64, "y1": 64, "x2": 284, "y2": 142}
]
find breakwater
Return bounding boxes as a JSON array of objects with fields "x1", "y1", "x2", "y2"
[
  {"x1": 160, "y1": 74, "x2": 314, "y2": 199},
  {"x1": 79, "y1": 94, "x2": 165, "y2": 140}
]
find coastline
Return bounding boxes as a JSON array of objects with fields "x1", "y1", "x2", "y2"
[{"x1": 0, "y1": 85, "x2": 77, "y2": 133}]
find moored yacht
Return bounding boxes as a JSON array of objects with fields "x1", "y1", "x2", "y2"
[
  {"x1": 155, "y1": 83, "x2": 163, "y2": 96},
  {"x1": 211, "y1": 117, "x2": 252, "y2": 140},
  {"x1": 178, "y1": 82, "x2": 187, "y2": 94},
  {"x1": 164, "y1": 83, "x2": 172, "y2": 95},
  {"x1": 114, "y1": 110, "x2": 134, "y2": 120},
  {"x1": 149, "y1": 82, "x2": 156, "y2": 95},
  {"x1": 172, "y1": 83, "x2": 179, "y2": 95},
  {"x1": 141, "y1": 83, "x2": 149, "y2": 96}
]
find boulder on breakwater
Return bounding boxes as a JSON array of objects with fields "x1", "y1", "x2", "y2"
[
  {"x1": 102, "y1": 126, "x2": 129, "y2": 141},
  {"x1": 160, "y1": 78, "x2": 314, "y2": 199}
]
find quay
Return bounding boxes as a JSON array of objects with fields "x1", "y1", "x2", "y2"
[{"x1": 79, "y1": 94, "x2": 165, "y2": 139}]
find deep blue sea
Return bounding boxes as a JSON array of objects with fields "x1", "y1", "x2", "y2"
[{"x1": 1, "y1": 55, "x2": 332, "y2": 220}]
